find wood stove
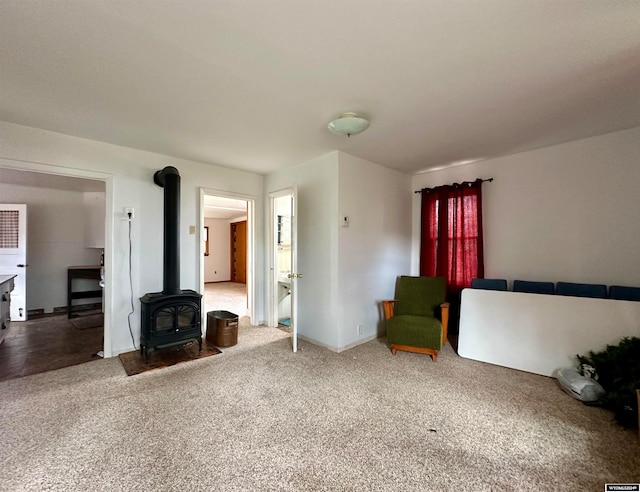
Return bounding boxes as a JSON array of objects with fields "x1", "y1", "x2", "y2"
[{"x1": 140, "y1": 166, "x2": 202, "y2": 362}]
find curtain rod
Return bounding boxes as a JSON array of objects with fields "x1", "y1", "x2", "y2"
[{"x1": 414, "y1": 178, "x2": 494, "y2": 194}]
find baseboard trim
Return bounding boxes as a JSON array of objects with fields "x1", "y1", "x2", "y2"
[
  {"x1": 336, "y1": 334, "x2": 379, "y2": 353},
  {"x1": 28, "y1": 303, "x2": 102, "y2": 318},
  {"x1": 297, "y1": 333, "x2": 379, "y2": 353}
]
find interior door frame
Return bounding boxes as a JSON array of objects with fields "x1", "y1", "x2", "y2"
[
  {"x1": 0, "y1": 158, "x2": 113, "y2": 356},
  {"x1": 198, "y1": 188, "x2": 256, "y2": 326},
  {"x1": 268, "y1": 187, "x2": 297, "y2": 352}
]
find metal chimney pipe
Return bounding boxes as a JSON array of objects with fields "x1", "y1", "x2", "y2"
[{"x1": 153, "y1": 166, "x2": 181, "y2": 295}]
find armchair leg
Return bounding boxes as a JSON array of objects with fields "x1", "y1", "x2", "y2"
[{"x1": 389, "y1": 344, "x2": 438, "y2": 361}]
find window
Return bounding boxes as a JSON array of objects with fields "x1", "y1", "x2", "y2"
[
  {"x1": 277, "y1": 215, "x2": 291, "y2": 246},
  {"x1": 420, "y1": 180, "x2": 484, "y2": 293}
]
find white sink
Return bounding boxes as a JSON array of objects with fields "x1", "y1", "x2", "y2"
[{"x1": 278, "y1": 273, "x2": 291, "y2": 284}]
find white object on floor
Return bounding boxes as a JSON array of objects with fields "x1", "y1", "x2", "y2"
[
  {"x1": 97, "y1": 351, "x2": 104, "y2": 358},
  {"x1": 458, "y1": 288, "x2": 640, "y2": 377},
  {"x1": 554, "y1": 367, "x2": 605, "y2": 403}
]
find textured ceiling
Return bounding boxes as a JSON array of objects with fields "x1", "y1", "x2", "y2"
[{"x1": 1, "y1": 1, "x2": 639, "y2": 175}]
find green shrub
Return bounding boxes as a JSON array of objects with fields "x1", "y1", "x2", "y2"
[{"x1": 577, "y1": 336, "x2": 640, "y2": 428}]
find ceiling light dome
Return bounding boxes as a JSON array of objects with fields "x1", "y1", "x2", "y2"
[{"x1": 328, "y1": 112, "x2": 370, "y2": 137}]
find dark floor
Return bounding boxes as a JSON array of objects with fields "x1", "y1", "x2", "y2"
[
  {"x1": 0, "y1": 312, "x2": 103, "y2": 382},
  {"x1": 277, "y1": 323, "x2": 291, "y2": 334},
  {"x1": 448, "y1": 333, "x2": 459, "y2": 352}
]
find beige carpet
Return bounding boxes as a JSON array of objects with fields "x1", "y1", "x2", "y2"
[
  {"x1": 0, "y1": 317, "x2": 638, "y2": 491},
  {"x1": 204, "y1": 281, "x2": 247, "y2": 318}
]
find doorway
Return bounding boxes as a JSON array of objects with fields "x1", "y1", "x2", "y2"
[
  {"x1": 274, "y1": 197, "x2": 292, "y2": 327},
  {"x1": 0, "y1": 165, "x2": 109, "y2": 379},
  {"x1": 269, "y1": 188, "x2": 298, "y2": 352},
  {"x1": 200, "y1": 190, "x2": 255, "y2": 325}
]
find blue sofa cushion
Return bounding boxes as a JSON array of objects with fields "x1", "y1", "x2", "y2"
[
  {"x1": 470, "y1": 278, "x2": 508, "y2": 291},
  {"x1": 556, "y1": 282, "x2": 607, "y2": 299},
  {"x1": 513, "y1": 280, "x2": 555, "y2": 295},
  {"x1": 609, "y1": 285, "x2": 640, "y2": 301}
]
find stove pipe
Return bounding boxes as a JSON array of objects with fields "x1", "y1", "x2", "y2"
[{"x1": 153, "y1": 166, "x2": 181, "y2": 295}]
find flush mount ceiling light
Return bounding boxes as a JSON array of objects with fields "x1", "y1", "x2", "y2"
[{"x1": 328, "y1": 112, "x2": 370, "y2": 137}]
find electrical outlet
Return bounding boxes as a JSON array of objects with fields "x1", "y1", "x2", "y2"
[
  {"x1": 124, "y1": 207, "x2": 134, "y2": 220},
  {"x1": 357, "y1": 324, "x2": 363, "y2": 335}
]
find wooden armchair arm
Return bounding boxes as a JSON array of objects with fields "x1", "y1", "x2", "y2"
[
  {"x1": 440, "y1": 302, "x2": 450, "y2": 346},
  {"x1": 381, "y1": 300, "x2": 398, "y2": 320}
]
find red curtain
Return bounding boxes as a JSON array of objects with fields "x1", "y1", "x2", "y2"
[{"x1": 420, "y1": 179, "x2": 484, "y2": 297}]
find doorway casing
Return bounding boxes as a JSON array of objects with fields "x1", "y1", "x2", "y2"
[
  {"x1": 268, "y1": 187, "x2": 298, "y2": 352},
  {"x1": 0, "y1": 158, "x2": 113, "y2": 356},
  {"x1": 199, "y1": 188, "x2": 257, "y2": 326}
]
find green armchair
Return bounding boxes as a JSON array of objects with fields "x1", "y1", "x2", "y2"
[{"x1": 382, "y1": 276, "x2": 449, "y2": 361}]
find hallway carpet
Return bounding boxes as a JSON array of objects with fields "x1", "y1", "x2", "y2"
[{"x1": 204, "y1": 281, "x2": 247, "y2": 318}]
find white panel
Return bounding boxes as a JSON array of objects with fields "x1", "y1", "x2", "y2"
[{"x1": 459, "y1": 289, "x2": 640, "y2": 377}]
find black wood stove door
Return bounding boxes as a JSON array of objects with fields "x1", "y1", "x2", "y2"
[{"x1": 140, "y1": 293, "x2": 202, "y2": 363}]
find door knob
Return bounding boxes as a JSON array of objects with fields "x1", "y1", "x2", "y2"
[{"x1": 17, "y1": 264, "x2": 28, "y2": 268}]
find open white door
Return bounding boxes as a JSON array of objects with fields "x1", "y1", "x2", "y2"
[
  {"x1": 272, "y1": 188, "x2": 299, "y2": 352},
  {"x1": 0, "y1": 204, "x2": 27, "y2": 321},
  {"x1": 289, "y1": 186, "x2": 298, "y2": 352}
]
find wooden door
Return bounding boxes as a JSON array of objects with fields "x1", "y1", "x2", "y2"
[{"x1": 230, "y1": 220, "x2": 247, "y2": 283}]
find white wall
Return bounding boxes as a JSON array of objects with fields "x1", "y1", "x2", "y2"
[
  {"x1": 265, "y1": 152, "x2": 340, "y2": 349},
  {"x1": 204, "y1": 218, "x2": 230, "y2": 282},
  {"x1": 265, "y1": 151, "x2": 412, "y2": 352},
  {"x1": 0, "y1": 183, "x2": 101, "y2": 313},
  {"x1": 83, "y1": 192, "x2": 106, "y2": 248},
  {"x1": 337, "y1": 153, "x2": 412, "y2": 349},
  {"x1": 0, "y1": 120, "x2": 264, "y2": 356},
  {"x1": 411, "y1": 126, "x2": 640, "y2": 288}
]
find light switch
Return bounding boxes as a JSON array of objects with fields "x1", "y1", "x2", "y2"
[
  {"x1": 189, "y1": 225, "x2": 196, "y2": 234},
  {"x1": 341, "y1": 216, "x2": 349, "y2": 227}
]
